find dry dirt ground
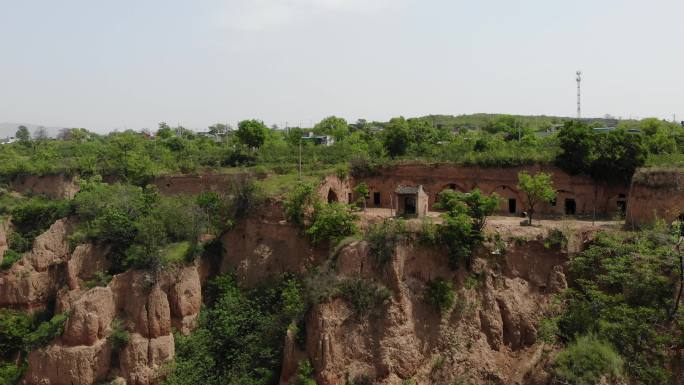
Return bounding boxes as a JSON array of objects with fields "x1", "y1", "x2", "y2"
[{"x1": 358, "y1": 208, "x2": 621, "y2": 239}]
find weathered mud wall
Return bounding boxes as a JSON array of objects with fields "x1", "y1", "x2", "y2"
[
  {"x1": 9, "y1": 174, "x2": 79, "y2": 199},
  {"x1": 216, "y1": 202, "x2": 329, "y2": 287},
  {"x1": 352, "y1": 163, "x2": 628, "y2": 218},
  {"x1": 626, "y1": 167, "x2": 684, "y2": 227},
  {"x1": 277, "y1": 234, "x2": 569, "y2": 385}
]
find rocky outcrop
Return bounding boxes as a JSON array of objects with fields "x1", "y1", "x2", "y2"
[
  {"x1": 62, "y1": 287, "x2": 116, "y2": 346},
  {"x1": 120, "y1": 333, "x2": 175, "y2": 385},
  {"x1": 66, "y1": 244, "x2": 111, "y2": 290},
  {"x1": 168, "y1": 266, "x2": 201, "y2": 335},
  {"x1": 280, "y1": 237, "x2": 568, "y2": 385},
  {"x1": 17, "y1": 235, "x2": 202, "y2": 385},
  {"x1": 23, "y1": 339, "x2": 112, "y2": 385},
  {"x1": 0, "y1": 220, "x2": 70, "y2": 310}
]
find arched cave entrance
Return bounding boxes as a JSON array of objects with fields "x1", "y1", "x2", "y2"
[{"x1": 327, "y1": 189, "x2": 338, "y2": 204}]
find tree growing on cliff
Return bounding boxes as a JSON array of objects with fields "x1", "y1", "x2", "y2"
[
  {"x1": 517, "y1": 171, "x2": 556, "y2": 225},
  {"x1": 434, "y1": 189, "x2": 499, "y2": 270}
]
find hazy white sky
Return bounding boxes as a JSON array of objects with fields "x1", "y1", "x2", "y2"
[{"x1": 1, "y1": 0, "x2": 682, "y2": 131}]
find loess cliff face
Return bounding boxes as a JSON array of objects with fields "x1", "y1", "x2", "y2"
[
  {"x1": 278, "y1": 237, "x2": 569, "y2": 385},
  {"x1": 0, "y1": 219, "x2": 8, "y2": 265},
  {"x1": 2, "y1": 209, "x2": 572, "y2": 385},
  {"x1": 0, "y1": 220, "x2": 202, "y2": 385}
]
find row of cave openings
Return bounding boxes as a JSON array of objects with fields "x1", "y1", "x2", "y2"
[{"x1": 327, "y1": 184, "x2": 628, "y2": 217}]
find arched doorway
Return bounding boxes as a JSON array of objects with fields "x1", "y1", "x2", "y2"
[{"x1": 327, "y1": 189, "x2": 338, "y2": 203}]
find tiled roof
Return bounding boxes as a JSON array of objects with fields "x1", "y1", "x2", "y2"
[{"x1": 395, "y1": 185, "x2": 422, "y2": 194}]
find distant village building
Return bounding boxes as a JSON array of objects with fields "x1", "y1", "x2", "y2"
[
  {"x1": 0, "y1": 137, "x2": 18, "y2": 145},
  {"x1": 394, "y1": 185, "x2": 428, "y2": 217},
  {"x1": 301, "y1": 132, "x2": 334, "y2": 146}
]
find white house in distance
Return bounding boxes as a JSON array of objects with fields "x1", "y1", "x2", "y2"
[
  {"x1": 0, "y1": 137, "x2": 18, "y2": 145},
  {"x1": 301, "y1": 132, "x2": 335, "y2": 146}
]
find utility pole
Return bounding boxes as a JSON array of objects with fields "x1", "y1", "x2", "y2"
[
  {"x1": 298, "y1": 138, "x2": 302, "y2": 181},
  {"x1": 576, "y1": 71, "x2": 582, "y2": 119}
]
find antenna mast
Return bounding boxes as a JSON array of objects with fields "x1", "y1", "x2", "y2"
[{"x1": 576, "y1": 70, "x2": 582, "y2": 119}]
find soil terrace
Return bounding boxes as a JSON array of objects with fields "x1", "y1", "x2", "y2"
[{"x1": 358, "y1": 208, "x2": 620, "y2": 239}]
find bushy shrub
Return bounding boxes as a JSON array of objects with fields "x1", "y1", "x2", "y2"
[
  {"x1": 349, "y1": 156, "x2": 380, "y2": 178},
  {"x1": 107, "y1": 319, "x2": 130, "y2": 352},
  {"x1": 8, "y1": 197, "x2": 71, "y2": 252},
  {"x1": 0, "y1": 362, "x2": 25, "y2": 385},
  {"x1": 284, "y1": 182, "x2": 319, "y2": 226},
  {"x1": 338, "y1": 277, "x2": 391, "y2": 316},
  {"x1": 432, "y1": 189, "x2": 499, "y2": 270},
  {"x1": 544, "y1": 228, "x2": 568, "y2": 249},
  {"x1": 305, "y1": 203, "x2": 358, "y2": 245},
  {"x1": 0, "y1": 310, "x2": 33, "y2": 359},
  {"x1": 71, "y1": 180, "x2": 210, "y2": 272},
  {"x1": 425, "y1": 278, "x2": 455, "y2": 314},
  {"x1": 83, "y1": 271, "x2": 113, "y2": 289},
  {"x1": 0, "y1": 249, "x2": 22, "y2": 270},
  {"x1": 165, "y1": 273, "x2": 297, "y2": 385},
  {"x1": 281, "y1": 278, "x2": 306, "y2": 321},
  {"x1": 554, "y1": 334, "x2": 624, "y2": 385},
  {"x1": 555, "y1": 228, "x2": 681, "y2": 384},
  {"x1": 295, "y1": 360, "x2": 316, "y2": 385},
  {"x1": 365, "y1": 219, "x2": 406, "y2": 266},
  {"x1": 537, "y1": 316, "x2": 560, "y2": 344},
  {"x1": 353, "y1": 183, "x2": 370, "y2": 210},
  {"x1": 25, "y1": 313, "x2": 67, "y2": 349}
]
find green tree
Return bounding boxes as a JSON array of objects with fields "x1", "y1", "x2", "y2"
[
  {"x1": 164, "y1": 274, "x2": 293, "y2": 385},
  {"x1": 434, "y1": 189, "x2": 498, "y2": 270},
  {"x1": 236, "y1": 120, "x2": 268, "y2": 149},
  {"x1": 589, "y1": 129, "x2": 646, "y2": 185},
  {"x1": 157, "y1": 122, "x2": 174, "y2": 139},
  {"x1": 15, "y1": 126, "x2": 30, "y2": 142},
  {"x1": 517, "y1": 171, "x2": 556, "y2": 224},
  {"x1": 556, "y1": 121, "x2": 594, "y2": 175},
  {"x1": 314, "y1": 116, "x2": 348, "y2": 141},
  {"x1": 354, "y1": 183, "x2": 370, "y2": 210},
  {"x1": 207, "y1": 123, "x2": 229, "y2": 137},
  {"x1": 382, "y1": 117, "x2": 410, "y2": 158}
]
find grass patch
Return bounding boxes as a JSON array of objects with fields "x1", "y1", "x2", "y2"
[
  {"x1": 161, "y1": 241, "x2": 193, "y2": 266},
  {"x1": 1, "y1": 249, "x2": 22, "y2": 270}
]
